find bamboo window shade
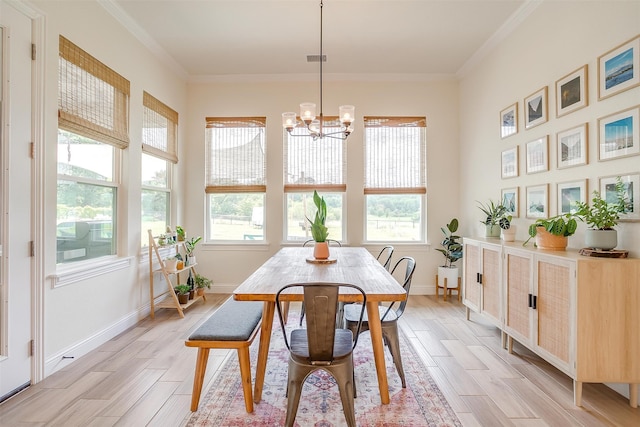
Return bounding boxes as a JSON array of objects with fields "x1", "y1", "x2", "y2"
[
  {"x1": 142, "y1": 92, "x2": 178, "y2": 163},
  {"x1": 364, "y1": 116, "x2": 426, "y2": 195},
  {"x1": 205, "y1": 117, "x2": 266, "y2": 193},
  {"x1": 58, "y1": 36, "x2": 130, "y2": 149},
  {"x1": 284, "y1": 116, "x2": 346, "y2": 193}
]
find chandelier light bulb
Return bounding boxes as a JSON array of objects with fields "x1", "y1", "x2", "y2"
[
  {"x1": 282, "y1": 112, "x2": 297, "y2": 132},
  {"x1": 300, "y1": 103, "x2": 316, "y2": 124}
]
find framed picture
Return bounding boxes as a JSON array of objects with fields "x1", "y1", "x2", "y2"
[
  {"x1": 500, "y1": 103, "x2": 518, "y2": 139},
  {"x1": 557, "y1": 180, "x2": 587, "y2": 215},
  {"x1": 501, "y1": 187, "x2": 519, "y2": 218},
  {"x1": 501, "y1": 146, "x2": 519, "y2": 179},
  {"x1": 600, "y1": 173, "x2": 640, "y2": 221},
  {"x1": 557, "y1": 123, "x2": 588, "y2": 169},
  {"x1": 598, "y1": 106, "x2": 640, "y2": 161},
  {"x1": 526, "y1": 136, "x2": 548, "y2": 174},
  {"x1": 524, "y1": 86, "x2": 548, "y2": 129},
  {"x1": 598, "y1": 35, "x2": 640, "y2": 100},
  {"x1": 556, "y1": 65, "x2": 588, "y2": 117},
  {"x1": 526, "y1": 184, "x2": 548, "y2": 218}
]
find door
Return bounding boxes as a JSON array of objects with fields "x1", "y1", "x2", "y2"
[
  {"x1": 480, "y1": 244, "x2": 501, "y2": 325},
  {"x1": 504, "y1": 249, "x2": 532, "y2": 344},
  {"x1": 462, "y1": 241, "x2": 481, "y2": 312},
  {"x1": 0, "y1": 1, "x2": 33, "y2": 400}
]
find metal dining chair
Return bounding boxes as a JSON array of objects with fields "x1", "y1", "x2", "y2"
[
  {"x1": 376, "y1": 245, "x2": 394, "y2": 271},
  {"x1": 275, "y1": 282, "x2": 366, "y2": 427},
  {"x1": 298, "y1": 239, "x2": 342, "y2": 325},
  {"x1": 343, "y1": 256, "x2": 416, "y2": 388}
]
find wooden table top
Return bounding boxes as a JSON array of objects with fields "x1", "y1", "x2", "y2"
[{"x1": 233, "y1": 247, "x2": 407, "y2": 303}]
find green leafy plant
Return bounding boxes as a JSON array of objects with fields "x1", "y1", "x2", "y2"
[
  {"x1": 184, "y1": 236, "x2": 202, "y2": 256},
  {"x1": 174, "y1": 284, "x2": 191, "y2": 295},
  {"x1": 575, "y1": 177, "x2": 631, "y2": 230},
  {"x1": 523, "y1": 213, "x2": 579, "y2": 246},
  {"x1": 176, "y1": 225, "x2": 186, "y2": 241},
  {"x1": 306, "y1": 190, "x2": 329, "y2": 242},
  {"x1": 194, "y1": 274, "x2": 212, "y2": 289},
  {"x1": 435, "y1": 218, "x2": 463, "y2": 268},
  {"x1": 477, "y1": 199, "x2": 509, "y2": 227}
]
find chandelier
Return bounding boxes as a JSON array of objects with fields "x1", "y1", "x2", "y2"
[{"x1": 282, "y1": 0, "x2": 354, "y2": 141}]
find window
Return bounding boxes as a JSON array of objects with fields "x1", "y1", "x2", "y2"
[
  {"x1": 364, "y1": 117, "x2": 426, "y2": 242},
  {"x1": 141, "y1": 92, "x2": 177, "y2": 245},
  {"x1": 284, "y1": 117, "x2": 346, "y2": 243},
  {"x1": 57, "y1": 36, "x2": 129, "y2": 264},
  {"x1": 205, "y1": 117, "x2": 266, "y2": 241}
]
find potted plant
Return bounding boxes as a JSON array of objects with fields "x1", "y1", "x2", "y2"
[
  {"x1": 477, "y1": 200, "x2": 508, "y2": 238},
  {"x1": 523, "y1": 213, "x2": 579, "y2": 250},
  {"x1": 164, "y1": 254, "x2": 180, "y2": 271},
  {"x1": 174, "y1": 284, "x2": 191, "y2": 304},
  {"x1": 575, "y1": 176, "x2": 631, "y2": 250},
  {"x1": 194, "y1": 273, "x2": 212, "y2": 296},
  {"x1": 306, "y1": 190, "x2": 330, "y2": 259},
  {"x1": 184, "y1": 236, "x2": 202, "y2": 265},
  {"x1": 176, "y1": 225, "x2": 186, "y2": 241},
  {"x1": 499, "y1": 212, "x2": 515, "y2": 242},
  {"x1": 435, "y1": 218, "x2": 463, "y2": 290}
]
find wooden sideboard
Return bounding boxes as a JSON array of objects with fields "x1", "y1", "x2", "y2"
[{"x1": 462, "y1": 237, "x2": 640, "y2": 408}]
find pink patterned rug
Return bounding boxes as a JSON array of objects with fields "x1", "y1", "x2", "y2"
[{"x1": 186, "y1": 313, "x2": 462, "y2": 426}]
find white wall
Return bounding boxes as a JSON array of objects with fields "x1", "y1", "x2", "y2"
[
  {"x1": 184, "y1": 78, "x2": 461, "y2": 294},
  {"x1": 32, "y1": 0, "x2": 187, "y2": 372},
  {"x1": 458, "y1": 1, "x2": 640, "y2": 397}
]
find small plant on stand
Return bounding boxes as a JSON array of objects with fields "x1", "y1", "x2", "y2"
[
  {"x1": 435, "y1": 218, "x2": 463, "y2": 292},
  {"x1": 194, "y1": 274, "x2": 213, "y2": 296},
  {"x1": 184, "y1": 236, "x2": 202, "y2": 265}
]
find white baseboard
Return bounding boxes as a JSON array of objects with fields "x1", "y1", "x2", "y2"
[{"x1": 44, "y1": 304, "x2": 151, "y2": 377}]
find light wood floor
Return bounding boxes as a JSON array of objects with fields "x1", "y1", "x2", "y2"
[{"x1": 1, "y1": 294, "x2": 638, "y2": 426}]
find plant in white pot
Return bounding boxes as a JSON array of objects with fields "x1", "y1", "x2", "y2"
[
  {"x1": 184, "y1": 236, "x2": 202, "y2": 265},
  {"x1": 477, "y1": 200, "x2": 508, "y2": 238},
  {"x1": 435, "y1": 218, "x2": 463, "y2": 290},
  {"x1": 575, "y1": 176, "x2": 631, "y2": 250},
  {"x1": 306, "y1": 190, "x2": 330, "y2": 259}
]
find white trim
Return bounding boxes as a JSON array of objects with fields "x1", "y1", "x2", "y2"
[
  {"x1": 49, "y1": 256, "x2": 134, "y2": 288},
  {"x1": 44, "y1": 304, "x2": 150, "y2": 377}
]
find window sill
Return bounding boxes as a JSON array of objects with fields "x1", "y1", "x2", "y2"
[{"x1": 50, "y1": 256, "x2": 134, "y2": 288}]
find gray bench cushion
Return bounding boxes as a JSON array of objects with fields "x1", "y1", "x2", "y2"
[{"x1": 189, "y1": 299, "x2": 263, "y2": 342}]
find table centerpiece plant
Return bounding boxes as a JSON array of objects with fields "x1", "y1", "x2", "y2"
[{"x1": 306, "y1": 190, "x2": 330, "y2": 259}]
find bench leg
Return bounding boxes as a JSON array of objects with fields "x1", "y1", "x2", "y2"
[
  {"x1": 191, "y1": 348, "x2": 210, "y2": 411},
  {"x1": 237, "y1": 347, "x2": 254, "y2": 413}
]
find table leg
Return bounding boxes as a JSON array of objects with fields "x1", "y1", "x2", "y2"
[
  {"x1": 366, "y1": 301, "x2": 390, "y2": 404},
  {"x1": 253, "y1": 301, "x2": 275, "y2": 403}
]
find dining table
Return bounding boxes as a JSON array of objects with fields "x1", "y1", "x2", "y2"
[{"x1": 232, "y1": 246, "x2": 407, "y2": 405}]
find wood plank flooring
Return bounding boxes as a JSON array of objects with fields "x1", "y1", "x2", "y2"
[{"x1": 1, "y1": 294, "x2": 638, "y2": 426}]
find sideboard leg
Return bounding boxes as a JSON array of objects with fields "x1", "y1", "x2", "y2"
[
  {"x1": 630, "y1": 383, "x2": 638, "y2": 408},
  {"x1": 507, "y1": 335, "x2": 513, "y2": 354},
  {"x1": 573, "y1": 380, "x2": 583, "y2": 407},
  {"x1": 465, "y1": 307, "x2": 470, "y2": 320}
]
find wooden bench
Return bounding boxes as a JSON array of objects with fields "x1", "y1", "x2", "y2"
[{"x1": 185, "y1": 299, "x2": 263, "y2": 412}]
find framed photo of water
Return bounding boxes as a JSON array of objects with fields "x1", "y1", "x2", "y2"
[
  {"x1": 598, "y1": 106, "x2": 639, "y2": 161},
  {"x1": 598, "y1": 35, "x2": 640, "y2": 100}
]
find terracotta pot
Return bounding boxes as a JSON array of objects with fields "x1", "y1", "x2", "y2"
[
  {"x1": 535, "y1": 227, "x2": 568, "y2": 250},
  {"x1": 313, "y1": 241, "x2": 330, "y2": 259},
  {"x1": 196, "y1": 287, "x2": 206, "y2": 297}
]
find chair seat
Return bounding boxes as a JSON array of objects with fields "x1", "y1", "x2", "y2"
[
  {"x1": 343, "y1": 304, "x2": 399, "y2": 323},
  {"x1": 290, "y1": 329, "x2": 354, "y2": 360}
]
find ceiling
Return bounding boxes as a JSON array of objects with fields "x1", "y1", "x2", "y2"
[{"x1": 103, "y1": 0, "x2": 534, "y2": 81}]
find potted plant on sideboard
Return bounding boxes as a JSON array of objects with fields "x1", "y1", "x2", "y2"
[
  {"x1": 435, "y1": 218, "x2": 463, "y2": 290},
  {"x1": 523, "y1": 213, "x2": 579, "y2": 250},
  {"x1": 575, "y1": 176, "x2": 631, "y2": 250},
  {"x1": 477, "y1": 200, "x2": 508, "y2": 238}
]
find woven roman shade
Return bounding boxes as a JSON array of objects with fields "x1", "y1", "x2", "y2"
[
  {"x1": 142, "y1": 91, "x2": 178, "y2": 163},
  {"x1": 364, "y1": 116, "x2": 427, "y2": 195},
  {"x1": 205, "y1": 117, "x2": 266, "y2": 193},
  {"x1": 284, "y1": 116, "x2": 346, "y2": 193},
  {"x1": 58, "y1": 36, "x2": 130, "y2": 149}
]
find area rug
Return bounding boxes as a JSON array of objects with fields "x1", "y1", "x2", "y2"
[{"x1": 186, "y1": 313, "x2": 462, "y2": 426}]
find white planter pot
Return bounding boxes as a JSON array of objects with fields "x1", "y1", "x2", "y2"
[
  {"x1": 164, "y1": 258, "x2": 178, "y2": 271},
  {"x1": 585, "y1": 229, "x2": 617, "y2": 250},
  {"x1": 187, "y1": 255, "x2": 196, "y2": 266},
  {"x1": 438, "y1": 266, "x2": 459, "y2": 289},
  {"x1": 501, "y1": 226, "x2": 516, "y2": 242}
]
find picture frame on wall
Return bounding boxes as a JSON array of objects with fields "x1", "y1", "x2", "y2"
[
  {"x1": 526, "y1": 136, "x2": 548, "y2": 174},
  {"x1": 501, "y1": 187, "x2": 519, "y2": 218},
  {"x1": 600, "y1": 173, "x2": 640, "y2": 221},
  {"x1": 501, "y1": 146, "x2": 519, "y2": 179},
  {"x1": 557, "y1": 123, "x2": 588, "y2": 169},
  {"x1": 598, "y1": 106, "x2": 640, "y2": 161},
  {"x1": 557, "y1": 180, "x2": 587, "y2": 215},
  {"x1": 526, "y1": 184, "x2": 548, "y2": 218},
  {"x1": 556, "y1": 65, "x2": 588, "y2": 117},
  {"x1": 500, "y1": 103, "x2": 518, "y2": 139},
  {"x1": 598, "y1": 35, "x2": 640, "y2": 100},
  {"x1": 524, "y1": 86, "x2": 548, "y2": 129}
]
